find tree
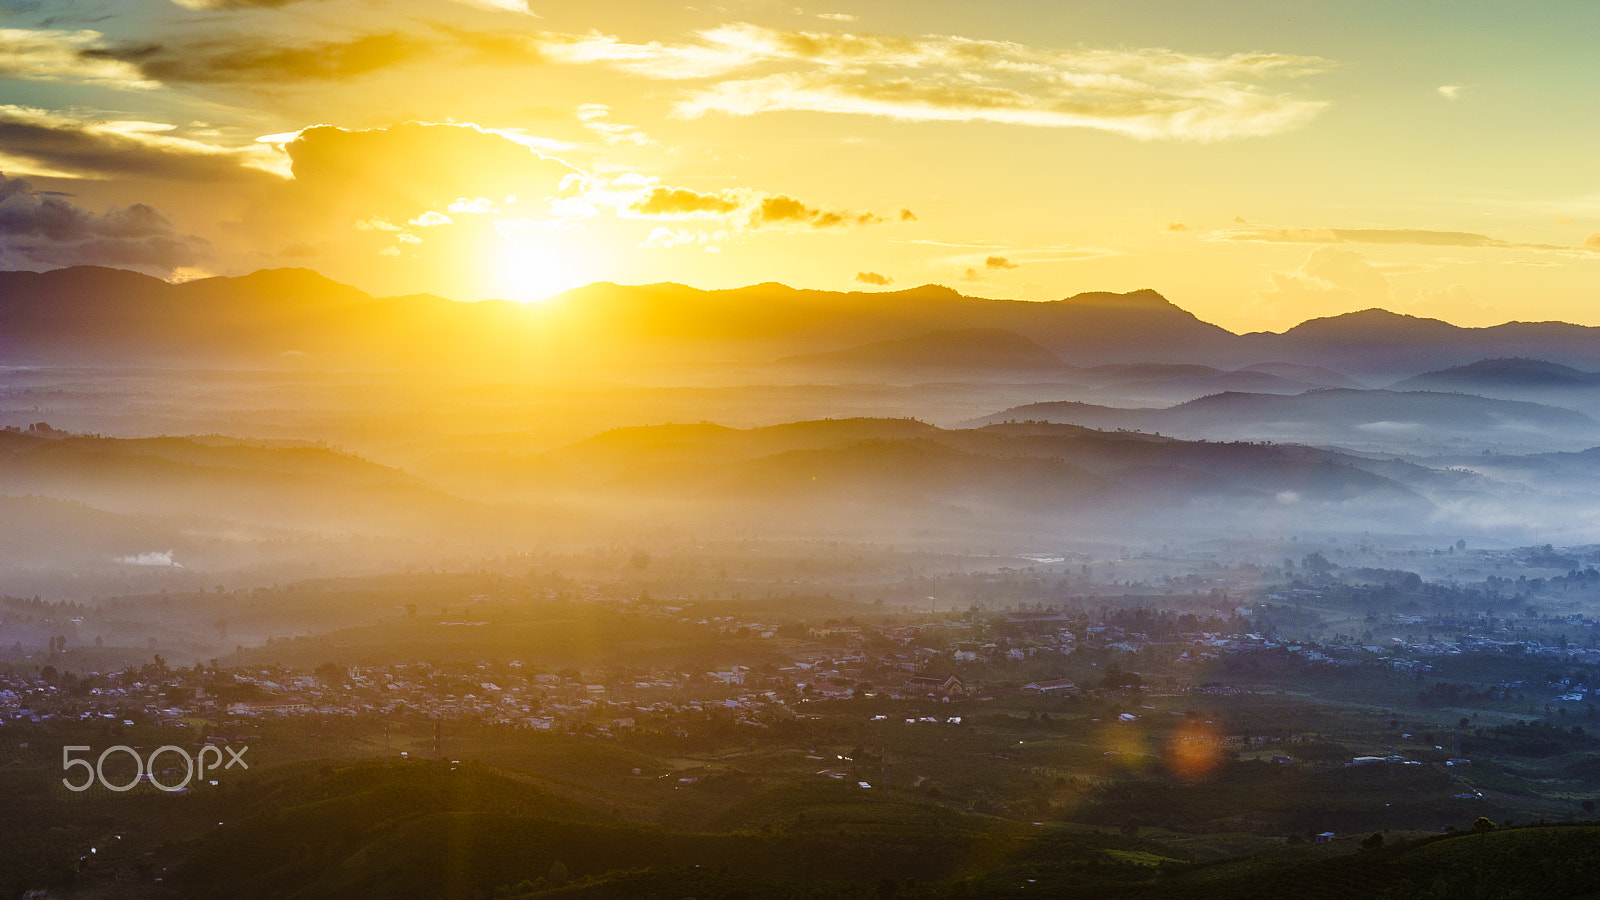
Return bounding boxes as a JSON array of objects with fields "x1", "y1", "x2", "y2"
[
  {"x1": 1302, "y1": 552, "x2": 1335, "y2": 576},
  {"x1": 1361, "y1": 832, "x2": 1384, "y2": 851},
  {"x1": 547, "y1": 861, "x2": 569, "y2": 885}
]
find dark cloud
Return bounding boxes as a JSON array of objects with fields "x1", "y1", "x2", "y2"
[
  {"x1": 751, "y1": 194, "x2": 885, "y2": 229},
  {"x1": 0, "y1": 173, "x2": 208, "y2": 272},
  {"x1": 630, "y1": 186, "x2": 740, "y2": 217},
  {"x1": 169, "y1": 0, "x2": 321, "y2": 8},
  {"x1": 754, "y1": 194, "x2": 810, "y2": 224},
  {"x1": 898, "y1": 208, "x2": 916, "y2": 221},
  {"x1": 0, "y1": 111, "x2": 267, "y2": 182},
  {"x1": 1583, "y1": 233, "x2": 1600, "y2": 251},
  {"x1": 87, "y1": 32, "x2": 430, "y2": 83},
  {"x1": 855, "y1": 270, "x2": 892, "y2": 285},
  {"x1": 984, "y1": 255, "x2": 1017, "y2": 270}
]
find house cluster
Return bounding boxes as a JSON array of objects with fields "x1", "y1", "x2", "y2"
[{"x1": 9, "y1": 587, "x2": 1600, "y2": 733}]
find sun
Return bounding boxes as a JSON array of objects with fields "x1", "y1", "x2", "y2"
[{"x1": 490, "y1": 230, "x2": 590, "y2": 303}]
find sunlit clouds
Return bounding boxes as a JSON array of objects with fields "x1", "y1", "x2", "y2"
[
  {"x1": 0, "y1": 2, "x2": 1588, "y2": 326},
  {"x1": 0, "y1": 105, "x2": 284, "y2": 180},
  {"x1": 533, "y1": 23, "x2": 1332, "y2": 141},
  {"x1": 0, "y1": 28, "x2": 157, "y2": 88}
]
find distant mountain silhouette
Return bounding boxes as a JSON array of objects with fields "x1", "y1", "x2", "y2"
[
  {"x1": 1240, "y1": 310, "x2": 1600, "y2": 375},
  {"x1": 974, "y1": 388, "x2": 1600, "y2": 451},
  {"x1": 778, "y1": 328, "x2": 1069, "y2": 371},
  {"x1": 0, "y1": 268, "x2": 1231, "y2": 368},
  {"x1": 1073, "y1": 362, "x2": 1350, "y2": 403},
  {"x1": 8, "y1": 266, "x2": 1600, "y2": 376},
  {"x1": 1391, "y1": 357, "x2": 1600, "y2": 393}
]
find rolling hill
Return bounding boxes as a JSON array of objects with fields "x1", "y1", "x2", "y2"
[{"x1": 974, "y1": 389, "x2": 1600, "y2": 452}]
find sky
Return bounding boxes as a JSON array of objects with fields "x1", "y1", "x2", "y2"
[{"x1": 0, "y1": 0, "x2": 1594, "y2": 332}]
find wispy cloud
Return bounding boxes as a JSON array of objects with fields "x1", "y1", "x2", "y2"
[
  {"x1": 528, "y1": 23, "x2": 1331, "y2": 141},
  {"x1": 1257, "y1": 246, "x2": 1391, "y2": 307},
  {"x1": 575, "y1": 103, "x2": 654, "y2": 146},
  {"x1": 0, "y1": 28, "x2": 157, "y2": 88},
  {"x1": 1213, "y1": 223, "x2": 1595, "y2": 255},
  {"x1": 168, "y1": 0, "x2": 535, "y2": 12},
  {"x1": 89, "y1": 32, "x2": 432, "y2": 84},
  {"x1": 0, "y1": 105, "x2": 283, "y2": 180}
]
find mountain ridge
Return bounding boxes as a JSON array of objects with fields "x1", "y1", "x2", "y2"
[{"x1": 8, "y1": 266, "x2": 1600, "y2": 374}]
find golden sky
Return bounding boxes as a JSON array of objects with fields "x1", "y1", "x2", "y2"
[{"x1": 0, "y1": 0, "x2": 1595, "y2": 331}]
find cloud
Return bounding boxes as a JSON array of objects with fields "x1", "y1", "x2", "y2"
[
  {"x1": 984, "y1": 254, "x2": 1017, "y2": 270},
  {"x1": 0, "y1": 106, "x2": 277, "y2": 181},
  {"x1": 1215, "y1": 223, "x2": 1581, "y2": 254},
  {"x1": 1585, "y1": 232, "x2": 1600, "y2": 250},
  {"x1": 0, "y1": 28, "x2": 156, "y2": 88},
  {"x1": 1255, "y1": 246, "x2": 1390, "y2": 310},
  {"x1": 1405, "y1": 283, "x2": 1488, "y2": 321},
  {"x1": 281, "y1": 121, "x2": 580, "y2": 221},
  {"x1": 1437, "y1": 85, "x2": 1463, "y2": 100},
  {"x1": 1165, "y1": 221, "x2": 1190, "y2": 232},
  {"x1": 530, "y1": 28, "x2": 760, "y2": 80},
  {"x1": 409, "y1": 211, "x2": 453, "y2": 227},
  {"x1": 629, "y1": 185, "x2": 741, "y2": 217},
  {"x1": 575, "y1": 103, "x2": 654, "y2": 146},
  {"x1": 855, "y1": 270, "x2": 891, "y2": 285},
  {"x1": 442, "y1": 21, "x2": 1327, "y2": 140},
  {"x1": 751, "y1": 193, "x2": 881, "y2": 228},
  {"x1": 572, "y1": 173, "x2": 895, "y2": 232},
  {"x1": 169, "y1": 0, "x2": 535, "y2": 11},
  {"x1": 89, "y1": 32, "x2": 431, "y2": 83},
  {"x1": 818, "y1": 13, "x2": 857, "y2": 22},
  {"x1": 168, "y1": 0, "x2": 315, "y2": 7},
  {"x1": 542, "y1": 23, "x2": 1330, "y2": 141},
  {"x1": 898, "y1": 208, "x2": 916, "y2": 221},
  {"x1": 640, "y1": 225, "x2": 727, "y2": 250},
  {"x1": 0, "y1": 173, "x2": 209, "y2": 272},
  {"x1": 448, "y1": 196, "x2": 499, "y2": 214}
]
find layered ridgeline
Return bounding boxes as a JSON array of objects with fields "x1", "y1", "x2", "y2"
[
  {"x1": 9, "y1": 266, "x2": 1600, "y2": 375},
  {"x1": 974, "y1": 389, "x2": 1600, "y2": 451},
  {"x1": 0, "y1": 416, "x2": 1518, "y2": 597}
]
